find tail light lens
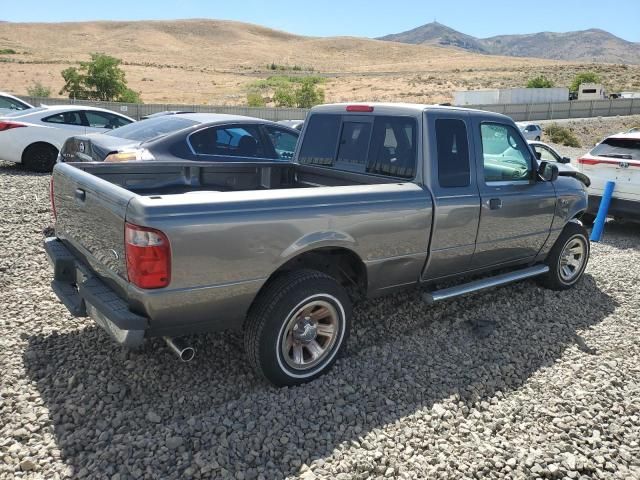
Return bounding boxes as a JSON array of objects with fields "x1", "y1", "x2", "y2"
[
  {"x1": 578, "y1": 158, "x2": 599, "y2": 165},
  {"x1": 49, "y1": 176, "x2": 56, "y2": 220},
  {"x1": 0, "y1": 121, "x2": 26, "y2": 132},
  {"x1": 125, "y1": 223, "x2": 171, "y2": 289},
  {"x1": 105, "y1": 149, "x2": 155, "y2": 163}
]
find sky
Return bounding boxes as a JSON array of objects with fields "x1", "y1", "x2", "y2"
[{"x1": 1, "y1": 0, "x2": 639, "y2": 42}]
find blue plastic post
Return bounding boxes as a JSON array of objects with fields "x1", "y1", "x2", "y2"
[{"x1": 590, "y1": 181, "x2": 615, "y2": 242}]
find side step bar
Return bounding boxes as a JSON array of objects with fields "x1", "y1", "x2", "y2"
[{"x1": 423, "y1": 264, "x2": 549, "y2": 304}]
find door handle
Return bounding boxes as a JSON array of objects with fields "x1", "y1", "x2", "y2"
[
  {"x1": 74, "y1": 188, "x2": 86, "y2": 202},
  {"x1": 488, "y1": 198, "x2": 502, "y2": 210}
]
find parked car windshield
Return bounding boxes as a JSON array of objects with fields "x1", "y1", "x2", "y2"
[
  {"x1": 105, "y1": 116, "x2": 199, "y2": 141},
  {"x1": 591, "y1": 138, "x2": 640, "y2": 160}
]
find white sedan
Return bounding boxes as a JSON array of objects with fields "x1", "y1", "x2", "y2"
[{"x1": 0, "y1": 105, "x2": 135, "y2": 171}]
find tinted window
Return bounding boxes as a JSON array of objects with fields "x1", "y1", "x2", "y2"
[
  {"x1": 42, "y1": 111, "x2": 84, "y2": 126},
  {"x1": 591, "y1": 138, "x2": 640, "y2": 160},
  {"x1": 481, "y1": 123, "x2": 532, "y2": 183},
  {"x1": 265, "y1": 126, "x2": 299, "y2": 160},
  {"x1": 0, "y1": 96, "x2": 28, "y2": 110},
  {"x1": 368, "y1": 116, "x2": 416, "y2": 179},
  {"x1": 85, "y1": 111, "x2": 131, "y2": 129},
  {"x1": 298, "y1": 114, "x2": 341, "y2": 166},
  {"x1": 435, "y1": 119, "x2": 470, "y2": 188},
  {"x1": 335, "y1": 122, "x2": 372, "y2": 171},
  {"x1": 105, "y1": 116, "x2": 198, "y2": 141},
  {"x1": 190, "y1": 125, "x2": 267, "y2": 158}
]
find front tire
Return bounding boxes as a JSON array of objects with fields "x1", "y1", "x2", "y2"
[
  {"x1": 22, "y1": 143, "x2": 58, "y2": 173},
  {"x1": 244, "y1": 270, "x2": 351, "y2": 386},
  {"x1": 538, "y1": 222, "x2": 590, "y2": 290}
]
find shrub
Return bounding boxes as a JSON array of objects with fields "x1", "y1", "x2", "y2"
[
  {"x1": 570, "y1": 72, "x2": 601, "y2": 92},
  {"x1": 0, "y1": 48, "x2": 17, "y2": 55},
  {"x1": 295, "y1": 78, "x2": 325, "y2": 108},
  {"x1": 27, "y1": 81, "x2": 51, "y2": 97},
  {"x1": 119, "y1": 88, "x2": 142, "y2": 104},
  {"x1": 527, "y1": 76, "x2": 554, "y2": 88},
  {"x1": 247, "y1": 92, "x2": 266, "y2": 107},
  {"x1": 545, "y1": 124, "x2": 581, "y2": 147},
  {"x1": 273, "y1": 88, "x2": 296, "y2": 107}
]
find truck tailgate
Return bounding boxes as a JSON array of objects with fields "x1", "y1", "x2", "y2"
[{"x1": 52, "y1": 162, "x2": 136, "y2": 288}]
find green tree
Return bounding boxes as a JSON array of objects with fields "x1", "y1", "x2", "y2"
[
  {"x1": 570, "y1": 72, "x2": 602, "y2": 92},
  {"x1": 119, "y1": 88, "x2": 142, "y2": 104},
  {"x1": 27, "y1": 81, "x2": 51, "y2": 97},
  {"x1": 60, "y1": 66, "x2": 88, "y2": 99},
  {"x1": 60, "y1": 53, "x2": 139, "y2": 102},
  {"x1": 526, "y1": 76, "x2": 554, "y2": 88},
  {"x1": 294, "y1": 79, "x2": 324, "y2": 108}
]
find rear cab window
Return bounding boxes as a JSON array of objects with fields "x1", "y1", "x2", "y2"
[{"x1": 297, "y1": 113, "x2": 417, "y2": 179}]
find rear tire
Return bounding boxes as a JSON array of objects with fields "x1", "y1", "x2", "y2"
[
  {"x1": 244, "y1": 270, "x2": 351, "y2": 387},
  {"x1": 538, "y1": 222, "x2": 590, "y2": 291},
  {"x1": 535, "y1": 136, "x2": 541, "y2": 141},
  {"x1": 22, "y1": 143, "x2": 58, "y2": 173}
]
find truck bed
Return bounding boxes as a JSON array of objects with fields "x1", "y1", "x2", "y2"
[{"x1": 65, "y1": 161, "x2": 398, "y2": 197}]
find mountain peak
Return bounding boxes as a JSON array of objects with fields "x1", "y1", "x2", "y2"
[{"x1": 379, "y1": 23, "x2": 640, "y2": 64}]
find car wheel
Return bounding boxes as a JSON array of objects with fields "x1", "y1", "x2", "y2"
[
  {"x1": 535, "y1": 136, "x2": 541, "y2": 141},
  {"x1": 244, "y1": 269, "x2": 351, "y2": 386},
  {"x1": 22, "y1": 143, "x2": 58, "y2": 173},
  {"x1": 538, "y1": 222, "x2": 590, "y2": 291}
]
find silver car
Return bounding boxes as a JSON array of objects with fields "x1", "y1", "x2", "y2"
[{"x1": 518, "y1": 123, "x2": 543, "y2": 141}]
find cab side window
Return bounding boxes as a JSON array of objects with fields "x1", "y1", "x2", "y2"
[
  {"x1": 480, "y1": 123, "x2": 532, "y2": 183},
  {"x1": 435, "y1": 119, "x2": 470, "y2": 187}
]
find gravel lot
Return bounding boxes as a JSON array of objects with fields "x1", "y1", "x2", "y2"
[{"x1": 1, "y1": 160, "x2": 639, "y2": 480}]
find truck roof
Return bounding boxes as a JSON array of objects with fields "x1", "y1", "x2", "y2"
[{"x1": 310, "y1": 102, "x2": 512, "y2": 122}]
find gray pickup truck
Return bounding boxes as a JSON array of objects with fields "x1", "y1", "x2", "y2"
[{"x1": 45, "y1": 103, "x2": 590, "y2": 386}]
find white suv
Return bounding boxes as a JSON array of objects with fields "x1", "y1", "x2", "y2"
[
  {"x1": 577, "y1": 132, "x2": 640, "y2": 222},
  {"x1": 517, "y1": 123, "x2": 542, "y2": 141}
]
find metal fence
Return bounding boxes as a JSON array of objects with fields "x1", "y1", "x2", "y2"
[
  {"x1": 17, "y1": 95, "x2": 640, "y2": 122},
  {"x1": 17, "y1": 96, "x2": 310, "y2": 121}
]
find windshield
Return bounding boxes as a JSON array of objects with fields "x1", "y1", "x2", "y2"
[
  {"x1": 105, "y1": 116, "x2": 199, "y2": 141},
  {"x1": 591, "y1": 138, "x2": 640, "y2": 160}
]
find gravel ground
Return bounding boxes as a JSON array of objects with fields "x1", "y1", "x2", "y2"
[{"x1": 1, "y1": 160, "x2": 639, "y2": 480}]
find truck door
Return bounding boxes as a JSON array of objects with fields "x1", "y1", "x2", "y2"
[
  {"x1": 470, "y1": 119, "x2": 556, "y2": 268},
  {"x1": 421, "y1": 111, "x2": 481, "y2": 280}
]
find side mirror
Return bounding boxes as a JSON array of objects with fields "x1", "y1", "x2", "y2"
[
  {"x1": 538, "y1": 161, "x2": 559, "y2": 182},
  {"x1": 559, "y1": 156, "x2": 571, "y2": 164},
  {"x1": 535, "y1": 151, "x2": 542, "y2": 160}
]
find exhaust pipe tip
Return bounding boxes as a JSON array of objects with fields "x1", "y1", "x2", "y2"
[
  {"x1": 163, "y1": 336, "x2": 195, "y2": 362},
  {"x1": 179, "y1": 346, "x2": 196, "y2": 362}
]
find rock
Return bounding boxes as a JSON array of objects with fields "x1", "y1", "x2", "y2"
[
  {"x1": 166, "y1": 436, "x2": 183, "y2": 449},
  {"x1": 20, "y1": 459, "x2": 36, "y2": 471},
  {"x1": 146, "y1": 411, "x2": 161, "y2": 423}
]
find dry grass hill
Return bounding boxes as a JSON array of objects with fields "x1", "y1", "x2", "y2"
[{"x1": 1, "y1": 19, "x2": 639, "y2": 106}]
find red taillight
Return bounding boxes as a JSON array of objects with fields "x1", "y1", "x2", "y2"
[
  {"x1": 578, "y1": 158, "x2": 599, "y2": 165},
  {"x1": 346, "y1": 105, "x2": 374, "y2": 112},
  {"x1": 0, "y1": 121, "x2": 26, "y2": 132},
  {"x1": 125, "y1": 223, "x2": 171, "y2": 289},
  {"x1": 49, "y1": 176, "x2": 56, "y2": 220}
]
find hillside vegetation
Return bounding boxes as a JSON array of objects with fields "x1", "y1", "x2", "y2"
[{"x1": 1, "y1": 19, "x2": 639, "y2": 105}]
